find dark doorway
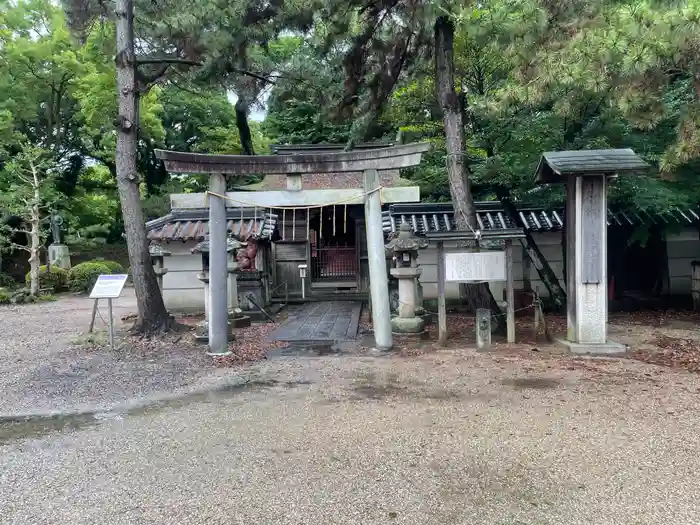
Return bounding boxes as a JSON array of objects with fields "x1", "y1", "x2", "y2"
[
  {"x1": 608, "y1": 226, "x2": 666, "y2": 300},
  {"x1": 310, "y1": 206, "x2": 358, "y2": 286}
]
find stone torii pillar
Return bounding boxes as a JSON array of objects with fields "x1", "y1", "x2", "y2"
[
  {"x1": 155, "y1": 143, "x2": 431, "y2": 353},
  {"x1": 535, "y1": 149, "x2": 648, "y2": 354}
]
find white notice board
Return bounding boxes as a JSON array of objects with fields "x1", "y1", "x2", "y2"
[
  {"x1": 444, "y1": 251, "x2": 506, "y2": 282},
  {"x1": 89, "y1": 274, "x2": 129, "y2": 299}
]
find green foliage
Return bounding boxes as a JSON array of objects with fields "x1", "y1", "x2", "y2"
[
  {"x1": 0, "y1": 289, "x2": 10, "y2": 304},
  {"x1": 8, "y1": 287, "x2": 37, "y2": 304},
  {"x1": 0, "y1": 273, "x2": 17, "y2": 289},
  {"x1": 1, "y1": 0, "x2": 700, "y2": 252},
  {"x1": 263, "y1": 38, "x2": 353, "y2": 144},
  {"x1": 98, "y1": 260, "x2": 125, "y2": 274},
  {"x1": 25, "y1": 265, "x2": 68, "y2": 292},
  {"x1": 67, "y1": 261, "x2": 110, "y2": 293}
]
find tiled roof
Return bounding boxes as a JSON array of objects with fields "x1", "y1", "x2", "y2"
[
  {"x1": 383, "y1": 202, "x2": 700, "y2": 235},
  {"x1": 383, "y1": 203, "x2": 517, "y2": 235},
  {"x1": 146, "y1": 208, "x2": 277, "y2": 242}
]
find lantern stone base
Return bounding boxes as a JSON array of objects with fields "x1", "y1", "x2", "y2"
[
  {"x1": 415, "y1": 309, "x2": 433, "y2": 326},
  {"x1": 193, "y1": 321, "x2": 235, "y2": 343},
  {"x1": 237, "y1": 270, "x2": 266, "y2": 311},
  {"x1": 391, "y1": 315, "x2": 425, "y2": 334},
  {"x1": 557, "y1": 339, "x2": 626, "y2": 355},
  {"x1": 229, "y1": 313, "x2": 252, "y2": 328}
]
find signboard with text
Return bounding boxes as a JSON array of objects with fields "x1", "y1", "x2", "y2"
[
  {"x1": 89, "y1": 274, "x2": 129, "y2": 299},
  {"x1": 444, "y1": 251, "x2": 506, "y2": 282}
]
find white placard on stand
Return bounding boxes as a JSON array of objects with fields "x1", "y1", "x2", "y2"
[
  {"x1": 444, "y1": 251, "x2": 506, "y2": 282},
  {"x1": 89, "y1": 274, "x2": 129, "y2": 299},
  {"x1": 88, "y1": 274, "x2": 129, "y2": 348}
]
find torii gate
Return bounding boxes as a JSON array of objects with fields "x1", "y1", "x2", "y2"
[{"x1": 155, "y1": 143, "x2": 430, "y2": 355}]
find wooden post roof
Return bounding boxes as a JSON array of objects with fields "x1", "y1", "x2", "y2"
[
  {"x1": 154, "y1": 143, "x2": 430, "y2": 175},
  {"x1": 535, "y1": 148, "x2": 649, "y2": 183}
]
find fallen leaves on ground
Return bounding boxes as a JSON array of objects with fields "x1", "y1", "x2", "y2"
[
  {"x1": 213, "y1": 322, "x2": 286, "y2": 366},
  {"x1": 609, "y1": 310, "x2": 700, "y2": 327},
  {"x1": 631, "y1": 334, "x2": 700, "y2": 373}
]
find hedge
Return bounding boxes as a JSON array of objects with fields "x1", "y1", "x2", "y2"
[
  {"x1": 25, "y1": 266, "x2": 68, "y2": 292},
  {"x1": 68, "y1": 261, "x2": 112, "y2": 293},
  {"x1": 100, "y1": 260, "x2": 125, "y2": 274},
  {"x1": 0, "y1": 272, "x2": 17, "y2": 290}
]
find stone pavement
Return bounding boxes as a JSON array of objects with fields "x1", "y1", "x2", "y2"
[{"x1": 268, "y1": 301, "x2": 362, "y2": 343}]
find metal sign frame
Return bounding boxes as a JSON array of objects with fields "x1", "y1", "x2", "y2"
[{"x1": 88, "y1": 274, "x2": 129, "y2": 348}]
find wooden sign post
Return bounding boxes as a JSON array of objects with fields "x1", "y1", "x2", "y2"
[{"x1": 427, "y1": 230, "x2": 523, "y2": 347}]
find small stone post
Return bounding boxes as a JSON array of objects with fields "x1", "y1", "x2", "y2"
[
  {"x1": 149, "y1": 244, "x2": 171, "y2": 292},
  {"x1": 476, "y1": 308, "x2": 491, "y2": 349}
]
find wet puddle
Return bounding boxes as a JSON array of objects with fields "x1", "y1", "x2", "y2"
[
  {"x1": 0, "y1": 379, "x2": 311, "y2": 445},
  {"x1": 268, "y1": 343, "x2": 337, "y2": 357},
  {"x1": 0, "y1": 412, "x2": 101, "y2": 445},
  {"x1": 502, "y1": 377, "x2": 560, "y2": 390},
  {"x1": 267, "y1": 338, "x2": 371, "y2": 358}
]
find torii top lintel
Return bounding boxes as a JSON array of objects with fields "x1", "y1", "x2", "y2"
[{"x1": 154, "y1": 143, "x2": 431, "y2": 175}]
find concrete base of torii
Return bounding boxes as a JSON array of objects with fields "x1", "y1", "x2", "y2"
[{"x1": 559, "y1": 175, "x2": 625, "y2": 355}]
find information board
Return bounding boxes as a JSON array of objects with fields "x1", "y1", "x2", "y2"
[
  {"x1": 89, "y1": 274, "x2": 129, "y2": 299},
  {"x1": 444, "y1": 251, "x2": 506, "y2": 282}
]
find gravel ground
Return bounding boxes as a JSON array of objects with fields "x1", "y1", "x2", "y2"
[
  {"x1": 2, "y1": 349, "x2": 700, "y2": 524},
  {"x1": 0, "y1": 290, "x2": 219, "y2": 415}
]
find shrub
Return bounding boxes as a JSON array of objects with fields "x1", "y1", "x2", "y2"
[
  {"x1": 68, "y1": 261, "x2": 111, "y2": 293},
  {"x1": 100, "y1": 260, "x2": 125, "y2": 274},
  {"x1": 25, "y1": 266, "x2": 69, "y2": 292},
  {"x1": 0, "y1": 289, "x2": 10, "y2": 304},
  {"x1": 10, "y1": 288, "x2": 35, "y2": 304},
  {"x1": 0, "y1": 272, "x2": 18, "y2": 289}
]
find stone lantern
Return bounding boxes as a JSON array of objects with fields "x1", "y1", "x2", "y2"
[
  {"x1": 149, "y1": 244, "x2": 171, "y2": 292},
  {"x1": 192, "y1": 235, "x2": 241, "y2": 342},
  {"x1": 385, "y1": 222, "x2": 429, "y2": 334},
  {"x1": 228, "y1": 241, "x2": 251, "y2": 328}
]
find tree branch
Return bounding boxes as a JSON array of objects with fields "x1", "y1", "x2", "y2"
[
  {"x1": 136, "y1": 57, "x2": 202, "y2": 66},
  {"x1": 9, "y1": 242, "x2": 31, "y2": 252},
  {"x1": 136, "y1": 56, "x2": 276, "y2": 88}
]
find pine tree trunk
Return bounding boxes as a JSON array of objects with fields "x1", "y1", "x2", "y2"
[
  {"x1": 434, "y1": 15, "x2": 503, "y2": 327},
  {"x1": 28, "y1": 160, "x2": 41, "y2": 297},
  {"x1": 115, "y1": 0, "x2": 170, "y2": 332},
  {"x1": 235, "y1": 97, "x2": 255, "y2": 156},
  {"x1": 498, "y1": 195, "x2": 567, "y2": 311}
]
